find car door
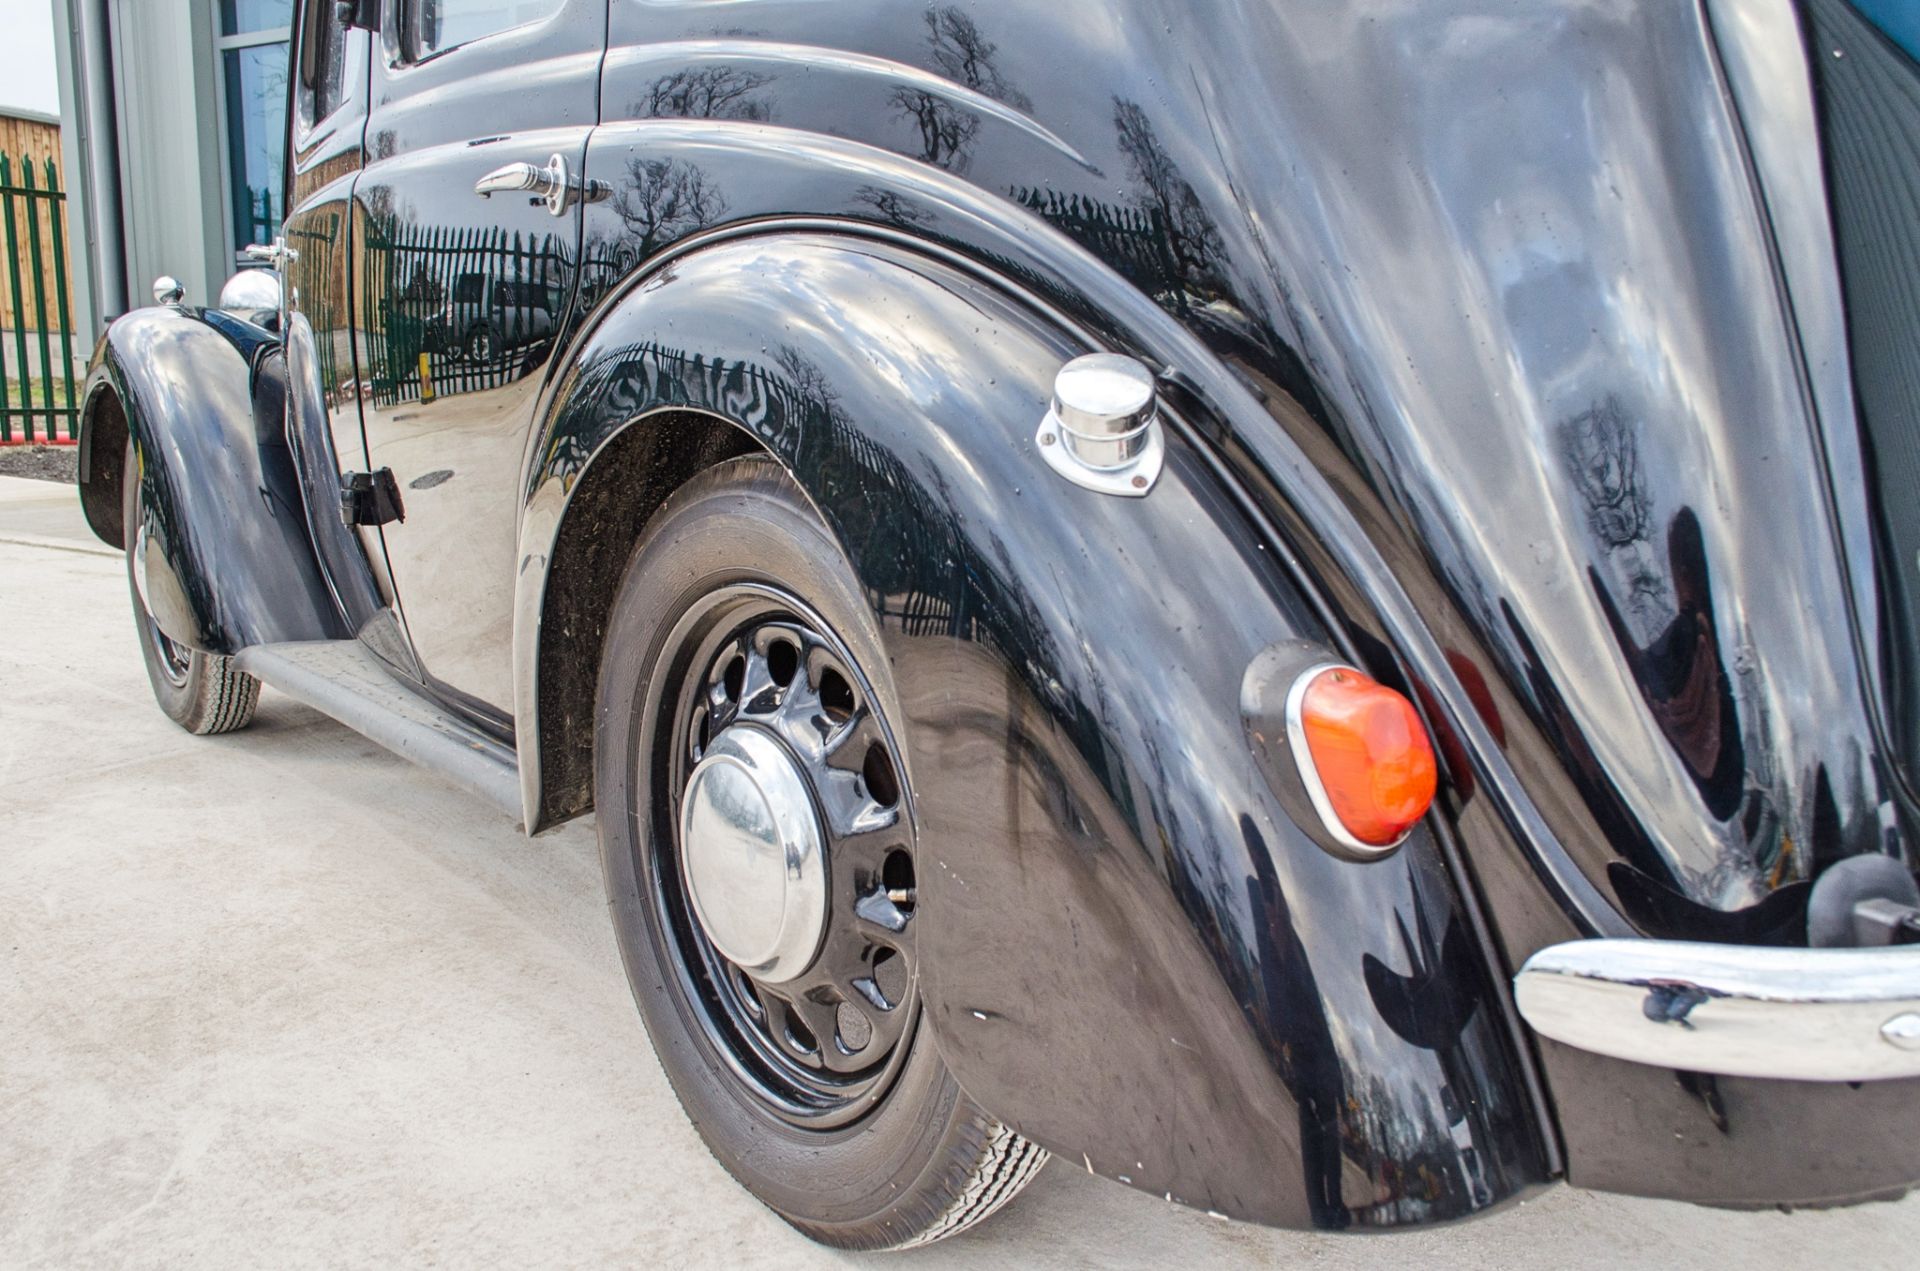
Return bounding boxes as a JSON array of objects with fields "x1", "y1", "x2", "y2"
[
  {"x1": 350, "y1": 0, "x2": 603, "y2": 719},
  {"x1": 282, "y1": 0, "x2": 402, "y2": 659}
]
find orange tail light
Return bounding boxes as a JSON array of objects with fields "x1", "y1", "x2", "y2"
[{"x1": 1288, "y1": 665, "x2": 1438, "y2": 852}]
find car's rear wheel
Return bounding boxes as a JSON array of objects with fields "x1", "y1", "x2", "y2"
[
  {"x1": 122, "y1": 445, "x2": 259, "y2": 735},
  {"x1": 594, "y1": 455, "x2": 1046, "y2": 1250}
]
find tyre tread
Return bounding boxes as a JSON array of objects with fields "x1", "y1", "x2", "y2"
[
  {"x1": 191, "y1": 656, "x2": 261, "y2": 735},
  {"x1": 890, "y1": 1119, "x2": 1050, "y2": 1249}
]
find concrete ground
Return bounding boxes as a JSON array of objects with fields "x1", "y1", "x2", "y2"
[{"x1": 1, "y1": 470, "x2": 1914, "y2": 1269}]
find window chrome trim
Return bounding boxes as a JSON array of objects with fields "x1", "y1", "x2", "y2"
[{"x1": 1515, "y1": 937, "x2": 1920, "y2": 1082}]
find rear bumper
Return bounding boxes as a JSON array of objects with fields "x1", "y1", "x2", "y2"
[{"x1": 1517, "y1": 939, "x2": 1920, "y2": 1082}]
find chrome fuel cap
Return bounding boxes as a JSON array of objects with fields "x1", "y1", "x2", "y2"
[
  {"x1": 1036, "y1": 352, "x2": 1165, "y2": 496},
  {"x1": 678, "y1": 727, "x2": 827, "y2": 983},
  {"x1": 1052, "y1": 352, "x2": 1156, "y2": 465}
]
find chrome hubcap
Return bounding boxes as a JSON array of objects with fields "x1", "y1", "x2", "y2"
[{"x1": 679, "y1": 727, "x2": 827, "y2": 984}]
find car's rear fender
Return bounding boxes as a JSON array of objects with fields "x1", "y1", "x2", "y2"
[{"x1": 517, "y1": 232, "x2": 1551, "y2": 1229}]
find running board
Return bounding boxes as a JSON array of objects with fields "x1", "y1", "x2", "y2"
[{"x1": 234, "y1": 640, "x2": 523, "y2": 827}]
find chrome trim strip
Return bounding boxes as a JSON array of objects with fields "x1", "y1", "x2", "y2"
[{"x1": 1515, "y1": 938, "x2": 1920, "y2": 1082}]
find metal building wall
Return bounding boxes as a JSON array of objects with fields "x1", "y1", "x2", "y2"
[
  {"x1": 51, "y1": 0, "x2": 117, "y2": 342},
  {"x1": 53, "y1": 0, "x2": 231, "y2": 335},
  {"x1": 108, "y1": 0, "x2": 227, "y2": 309}
]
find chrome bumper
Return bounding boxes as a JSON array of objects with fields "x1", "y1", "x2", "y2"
[{"x1": 1514, "y1": 939, "x2": 1920, "y2": 1082}]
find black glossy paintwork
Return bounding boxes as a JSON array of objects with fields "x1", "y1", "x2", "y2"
[
  {"x1": 280, "y1": 17, "x2": 403, "y2": 656},
  {"x1": 83, "y1": 0, "x2": 1920, "y2": 1231},
  {"x1": 523, "y1": 234, "x2": 1548, "y2": 1227},
  {"x1": 83, "y1": 305, "x2": 347, "y2": 654},
  {"x1": 345, "y1": 0, "x2": 601, "y2": 711},
  {"x1": 579, "y1": 0, "x2": 1911, "y2": 926},
  {"x1": 532, "y1": 0, "x2": 1917, "y2": 1210}
]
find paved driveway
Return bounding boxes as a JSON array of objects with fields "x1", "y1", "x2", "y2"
[{"x1": 1, "y1": 473, "x2": 1914, "y2": 1268}]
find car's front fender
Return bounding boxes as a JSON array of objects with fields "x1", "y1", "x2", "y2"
[
  {"x1": 80, "y1": 305, "x2": 347, "y2": 654},
  {"x1": 518, "y1": 232, "x2": 1549, "y2": 1229}
]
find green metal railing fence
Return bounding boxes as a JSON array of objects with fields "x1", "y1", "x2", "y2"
[{"x1": 0, "y1": 151, "x2": 77, "y2": 445}]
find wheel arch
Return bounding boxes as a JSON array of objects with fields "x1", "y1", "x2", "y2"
[
  {"x1": 512, "y1": 229, "x2": 1551, "y2": 1228},
  {"x1": 521, "y1": 405, "x2": 762, "y2": 829},
  {"x1": 76, "y1": 374, "x2": 128, "y2": 548}
]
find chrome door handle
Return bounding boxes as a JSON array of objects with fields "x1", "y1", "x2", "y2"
[
  {"x1": 474, "y1": 152, "x2": 609, "y2": 217},
  {"x1": 243, "y1": 237, "x2": 298, "y2": 266}
]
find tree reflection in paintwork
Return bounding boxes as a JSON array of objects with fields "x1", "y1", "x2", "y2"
[
  {"x1": 855, "y1": 185, "x2": 932, "y2": 228},
  {"x1": 571, "y1": 174, "x2": 718, "y2": 341},
  {"x1": 615, "y1": 159, "x2": 728, "y2": 259},
  {"x1": 1559, "y1": 396, "x2": 1658, "y2": 605},
  {"x1": 892, "y1": 7, "x2": 1030, "y2": 172},
  {"x1": 1112, "y1": 97, "x2": 1225, "y2": 299},
  {"x1": 636, "y1": 65, "x2": 774, "y2": 122},
  {"x1": 1010, "y1": 100, "x2": 1226, "y2": 314},
  {"x1": 895, "y1": 89, "x2": 977, "y2": 171}
]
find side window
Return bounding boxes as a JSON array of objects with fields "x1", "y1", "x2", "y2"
[
  {"x1": 296, "y1": 0, "x2": 348, "y2": 132},
  {"x1": 403, "y1": 0, "x2": 564, "y2": 61}
]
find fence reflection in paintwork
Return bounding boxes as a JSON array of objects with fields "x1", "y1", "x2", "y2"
[{"x1": 359, "y1": 220, "x2": 573, "y2": 409}]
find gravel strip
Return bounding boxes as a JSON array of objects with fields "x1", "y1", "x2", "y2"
[{"x1": 0, "y1": 446, "x2": 79, "y2": 483}]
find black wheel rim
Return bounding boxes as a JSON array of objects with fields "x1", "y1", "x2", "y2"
[{"x1": 647, "y1": 584, "x2": 919, "y2": 1129}]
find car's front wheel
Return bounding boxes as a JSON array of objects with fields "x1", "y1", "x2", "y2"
[
  {"x1": 121, "y1": 445, "x2": 259, "y2": 735},
  {"x1": 594, "y1": 455, "x2": 1046, "y2": 1250}
]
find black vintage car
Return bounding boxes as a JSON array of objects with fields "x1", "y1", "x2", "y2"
[{"x1": 74, "y1": 0, "x2": 1920, "y2": 1250}]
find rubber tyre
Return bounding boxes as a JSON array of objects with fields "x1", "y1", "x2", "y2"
[
  {"x1": 594, "y1": 455, "x2": 1046, "y2": 1250},
  {"x1": 122, "y1": 446, "x2": 260, "y2": 735}
]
